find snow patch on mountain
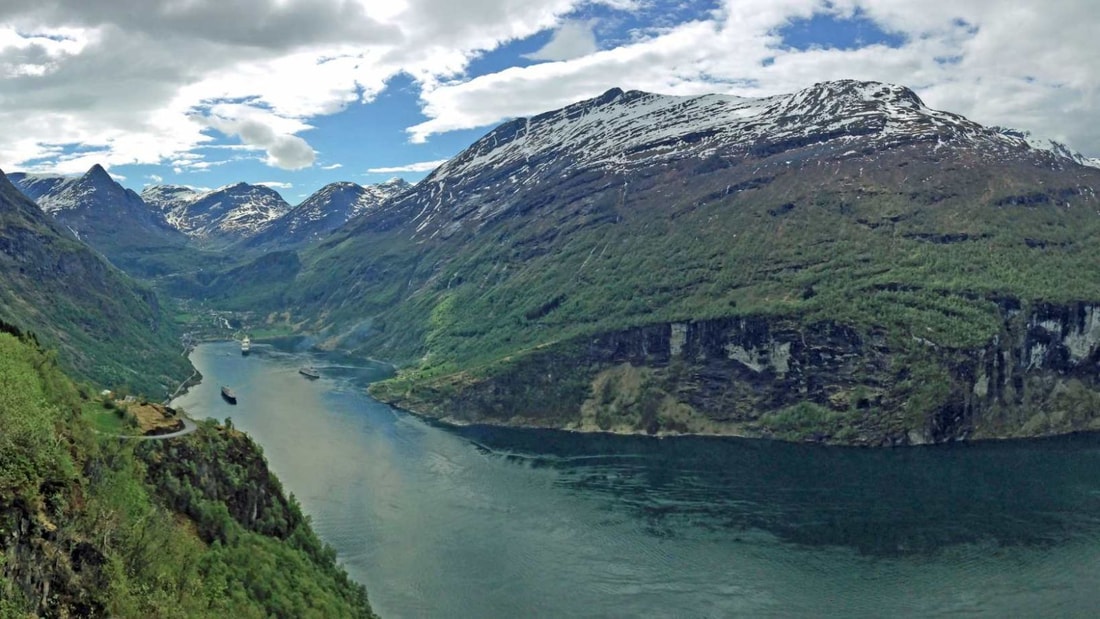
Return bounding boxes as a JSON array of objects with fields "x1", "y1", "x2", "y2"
[
  {"x1": 142, "y1": 182, "x2": 291, "y2": 241},
  {"x1": 245, "y1": 178, "x2": 412, "y2": 247},
  {"x1": 431, "y1": 80, "x2": 1096, "y2": 187},
  {"x1": 10, "y1": 165, "x2": 124, "y2": 214},
  {"x1": 7, "y1": 172, "x2": 71, "y2": 202}
]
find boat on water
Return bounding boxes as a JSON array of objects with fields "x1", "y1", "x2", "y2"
[
  {"x1": 241, "y1": 335, "x2": 251, "y2": 356},
  {"x1": 299, "y1": 367, "x2": 320, "y2": 379},
  {"x1": 221, "y1": 386, "x2": 238, "y2": 404}
]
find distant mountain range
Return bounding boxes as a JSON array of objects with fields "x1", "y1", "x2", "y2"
[
  {"x1": 9, "y1": 170, "x2": 410, "y2": 253},
  {"x1": 141, "y1": 182, "x2": 291, "y2": 247},
  {"x1": 243, "y1": 178, "x2": 410, "y2": 248}
]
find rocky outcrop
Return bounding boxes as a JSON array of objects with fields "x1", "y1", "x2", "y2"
[
  {"x1": 0, "y1": 496, "x2": 108, "y2": 616},
  {"x1": 136, "y1": 422, "x2": 304, "y2": 542},
  {"x1": 374, "y1": 300, "x2": 1100, "y2": 445}
]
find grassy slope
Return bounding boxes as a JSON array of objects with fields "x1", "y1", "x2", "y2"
[
  {"x1": 0, "y1": 173, "x2": 192, "y2": 398},
  {"x1": 295, "y1": 145, "x2": 1100, "y2": 378},
  {"x1": 0, "y1": 329, "x2": 375, "y2": 618}
]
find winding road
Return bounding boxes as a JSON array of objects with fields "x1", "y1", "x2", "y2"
[
  {"x1": 136, "y1": 415, "x2": 198, "y2": 440},
  {"x1": 95, "y1": 416, "x2": 199, "y2": 441}
]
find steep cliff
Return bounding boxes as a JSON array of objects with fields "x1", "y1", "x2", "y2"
[{"x1": 373, "y1": 299, "x2": 1100, "y2": 445}]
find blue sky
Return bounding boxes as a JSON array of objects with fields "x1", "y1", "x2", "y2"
[{"x1": 1, "y1": 1, "x2": 1096, "y2": 204}]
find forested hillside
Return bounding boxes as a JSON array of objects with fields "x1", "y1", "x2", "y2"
[
  {"x1": 0, "y1": 325, "x2": 375, "y2": 618},
  {"x1": 0, "y1": 170, "x2": 191, "y2": 398}
]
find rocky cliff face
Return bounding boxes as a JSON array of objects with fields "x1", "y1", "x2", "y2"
[{"x1": 375, "y1": 299, "x2": 1100, "y2": 445}]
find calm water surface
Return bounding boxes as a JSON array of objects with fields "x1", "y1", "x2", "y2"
[{"x1": 174, "y1": 341, "x2": 1100, "y2": 617}]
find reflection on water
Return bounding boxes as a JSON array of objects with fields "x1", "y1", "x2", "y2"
[
  {"x1": 460, "y1": 425, "x2": 1100, "y2": 555},
  {"x1": 174, "y1": 342, "x2": 1100, "y2": 618}
]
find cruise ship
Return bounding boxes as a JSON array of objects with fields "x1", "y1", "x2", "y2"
[
  {"x1": 221, "y1": 386, "x2": 237, "y2": 404},
  {"x1": 241, "y1": 335, "x2": 251, "y2": 356}
]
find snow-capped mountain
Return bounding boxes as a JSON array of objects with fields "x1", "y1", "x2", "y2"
[
  {"x1": 142, "y1": 182, "x2": 291, "y2": 246},
  {"x1": 434, "y1": 80, "x2": 1094, "y2": 188},
  {"x1": 5, "y1": 172, "x2": 69, "y2": 202},
  {"x1": 140, "y1": 184, "x2": 201, "y2": 226},
  {"x1": 245, "y1": 178, "x2": 411, "y2": 248},
  {"x1": 377, "y1": 80, "x2": 1097, "y2": 240},
  {"x1": 8, "y1": 164, "x2": 184, "y2": 257},
  {"x1": 295, "y1": 79, "x2": 1100, "y2": 442}
]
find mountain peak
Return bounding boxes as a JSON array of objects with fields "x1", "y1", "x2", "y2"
[
  {"x1": 595, "y1": 87, "x2": 625, "y2": 104},
  {"x1": 84, "y1": 163, "x2": 113, "y2": 183},
  {"x1": 801, "y1": 79, "x2": 925, "y2": 107},
  {"x1": 427, "y1": 79, "x2": 1092, "y2": 192}
]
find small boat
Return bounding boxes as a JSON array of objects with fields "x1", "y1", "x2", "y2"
[
  {"x1": 221, "y1": 386, "x2": 238, "y2": 404},
  {"x1": 241, "y1": 336, "x2": 251, "y2": 356},
  {"x1": 299, "y1": 367, "x2": 320, "y2": 379}
]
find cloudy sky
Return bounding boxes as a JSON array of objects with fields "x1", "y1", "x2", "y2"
[{"x1": 0, "y1": 0, "x2": 1095, "y2": 201}]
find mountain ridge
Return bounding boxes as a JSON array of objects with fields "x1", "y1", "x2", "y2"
[
  {"x1": 141, "y1": 181, "x2": 292, "y2": 246},
  {"x1": 7, "y1": 164, "x2": 189, "y2": 276},
  {"x1": 346, "y1": 80, "x2": 1094, "y2": 250},
  {"x1": 243, "y1": 177, "x2": 411, "y2": 248},
  {"x1": 273, "y1": 79, "x2": 1100, "y2": 445},
  {"x1": 0, "y1": 168, "x2": 191, "y2": 395}
]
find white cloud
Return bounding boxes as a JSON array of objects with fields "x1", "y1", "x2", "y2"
[
  {"x1": 148, "y1": 174, "x2": 163, "y2": 183},
  {"x1": 407, "y1": 0, "x2": 1100, "y2": 156},
  {"x1": 321, "y1": 163, "x2": 343, "y2": 170},
  {"x1": 1, "y1": 0, "x2": 1098, "y2": 177},
  {"x1": 256, "y1": 181, "x2": 293, "y2": 189},
  {"x1": 524, "y1": 20, "x2": 599, "y2": 61},
  {"x1": 0, "y1": 0, "x2": 598, "y2": 172},
  {"x1": 367, "y1": 158, "x2": 449, "y2": 173},
  {"x1": 201, "y1": 113, "x2": 316, "y2": 170}
]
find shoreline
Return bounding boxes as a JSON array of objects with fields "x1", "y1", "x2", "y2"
[
  {"x1": 165, "y1": 367, "x2": 202, "y2": 405},
  {"x1": 371, "y1": 397, "x2": 1100, "y2": 449},
  {"x1": 182, "y1": 339, "x2": 1095, "y2": 448}
]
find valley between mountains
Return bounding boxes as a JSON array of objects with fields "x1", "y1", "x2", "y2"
[{"x1": 5, "y1": 79, "x2": 1100, "y2": 446}]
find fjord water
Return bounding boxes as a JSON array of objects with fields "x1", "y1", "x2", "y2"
[{"x1": 174, "y1": 342, "x2": 1100, "y2": 617}]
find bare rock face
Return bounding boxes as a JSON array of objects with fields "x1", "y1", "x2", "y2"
[{"x1": 377, "y1": 302, "x2": 1100, "y2": 445}]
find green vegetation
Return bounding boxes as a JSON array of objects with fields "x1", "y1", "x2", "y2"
[
  {"x1": 81, "y1": 399, "x2": 139, "y2": 435},
  {"x1": 299, "y1": 156, "x2": 1097, "y2": 436},
  {"x1": 288, "y1": 155, "x2": 1100, "y2": 375},
  {"x1": 757, "y1": 402, "x2": 861, "y2": 442},
  {"x1": 0, "y1": 175, "x2": 192, "y2": 398},
  {"x1": 154, "y1": 142, "x2": 1100, "y2": 442},
  {"x1": 0, "y1": 329, "x2": 375, "y2": 617}
]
